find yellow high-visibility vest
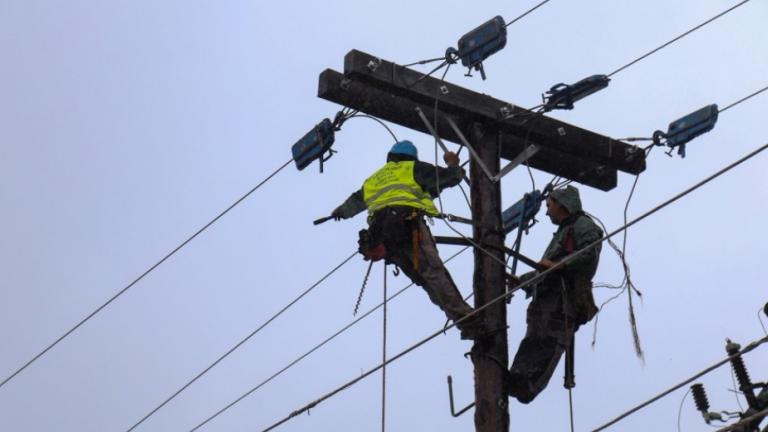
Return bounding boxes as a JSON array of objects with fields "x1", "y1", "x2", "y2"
[{"x1": 363, "y1": 161, "x2": 439, "y2": 216}]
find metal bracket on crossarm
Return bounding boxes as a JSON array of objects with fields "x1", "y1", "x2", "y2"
[{"x1": 414, "y1": 107, "x2": 539, "y2": 182}]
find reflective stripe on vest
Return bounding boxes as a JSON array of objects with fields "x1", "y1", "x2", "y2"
[{"x1": 363, "y1": 161, "x2": 439, "y2": 216}]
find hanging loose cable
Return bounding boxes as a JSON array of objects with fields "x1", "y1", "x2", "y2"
[
  {"x1": 259, "y1": 143, "x2": 768, "y2": 432},
  {"x1": 0, "y1": 158, "x2": 293, "y2": 391},
  {"x1": 381, "y1": 264, "x2": 387, "y2": 432},
  {"x1": 608, "y1": 0, "x2": 752, "y2": 77},
  {"x1": 124, "y1": 251, "x2": 356, "y2": 431},
  {"x1": 188, "y1": 247, "x2": 470, "y2": 432}
]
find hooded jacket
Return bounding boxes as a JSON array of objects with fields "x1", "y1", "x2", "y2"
[{"x1": 533, "y1": 185, "x2": 602, "y2": 325}]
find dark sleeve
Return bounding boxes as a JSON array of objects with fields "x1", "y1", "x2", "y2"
[
  {"x1": 413, "y1": 161, "x2": 465, "y2": 197},
  {"x1": 563, "y1": 217, "x2": 603, "y2": 271},
  {"x1": 333, "y1": 189, "x2": 366, "y2": 219}
]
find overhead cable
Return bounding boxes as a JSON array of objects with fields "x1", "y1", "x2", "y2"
[
  {"x1": 188, "y1": 247, "x2": 470, "y2": 431},
  {"x1": 719, "y1": 84, "x2": 768, "y2": 114},
  {"x1": 591, "y1": 335, "x2": 768, "y2": 432},
  {"x1": 124, "y1": 251, "x2": 357, "y2": 431},
  {"x1": 0, "y1": 158, "x2": 293, "y2": 390},
  {"x1": 608, "y1": 0, "x2": 752, "y2": 77},
  {"x1": 505, "y1": 0, "x2": 553, "y2": 27},
  {"x1": 260, "y1": 142, "x2": 768, "y2": 432}
]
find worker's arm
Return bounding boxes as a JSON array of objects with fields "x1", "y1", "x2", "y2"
[
  {"x1": 331, "y1": 189, "x2": 366, "y2": 219},
  {"x1": 542, "y1": 217, "x2": 603, "y2": 271},
  {"x1": 413, "y1": 153, "x2": 465, "y2": 197}
]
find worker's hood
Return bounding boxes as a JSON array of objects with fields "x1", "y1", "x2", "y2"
[{"x1": 549, "y1": 185, "x2": 582, "y2": 214}]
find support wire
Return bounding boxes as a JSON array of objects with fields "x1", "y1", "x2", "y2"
[{"x1": 0, "y1": 158, "x2": 293, "y2": 390}]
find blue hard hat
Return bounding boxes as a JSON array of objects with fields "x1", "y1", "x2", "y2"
[{"x1": 389, "y1": 140, "x2": 418, "y2": 159}]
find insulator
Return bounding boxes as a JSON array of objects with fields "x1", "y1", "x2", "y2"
[
  {"x1": 691, "y1": 383, "x2": 710, "y2": 413},
  {"x1": 726, "y1": 340, "x2": 754, "y2": 391}
]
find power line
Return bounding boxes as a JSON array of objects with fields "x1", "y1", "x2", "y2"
[
  {"x1": 188, "y1": 247, "x2": 470, "y2": 431},
  {"x1": 124, "y1": 251, "x2": 357, "y2": 431},
  {"x1": 0, "y1": 158, "x2": 293, "y2": 390},
  {"x1": 591, "y1": 335, "x2": 768, "y2": 432},
  {"x1": 608, "y1": 0, "x2": 752, "y2": 77},
  {"x1": 505, "y1": 0, "x2": 553, "y2": 27},
  {"x1": 719, "y1": 84, "x2": 768, "y2": 114},
  {"x1": 259, "y1": 142, "x2": 768, "y2": 431}
]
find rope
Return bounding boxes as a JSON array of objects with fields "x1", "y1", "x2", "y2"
[
  {"x1": 568, "y1": 388, "x2": 575, "y2": 432},
  {"x1": 0, "y1": 158, "x2": 293, "y2": 390},
  {"x1": 590, "y1": 335, "x2": 768, "y2": 432},
  {"x1": 124, "y1": 250, "x2": 356, "y2": 431},
  {"x1": 188, "y1": 247, "x2": 470, "y2": 431},
  {"x1": 381, "y1": 264, "x2": 387, "y2": 432},
  {"x1": 261, "y1": 143, "x2": 768, "y2": 432},
  {"x1": 608, "y1": 0, "x2": 752, "y2": 77}
]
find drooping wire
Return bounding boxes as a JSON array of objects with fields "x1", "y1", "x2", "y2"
[
  {"x1": 677, "y1": 387, "x2": 693, "y2": 432},
  {"x1": 0, "y1": 158, "x2": 294, "y2": 391},
  {"x1": 730, "y1": 368, "x2": 745, "y2": 412},
  {"x1": 591, "y1": 335, "x2": 768, "y2": 432},
  {"x1": 261, "y1": 143, "x2": 768, "y2": 432},
  {"x1": 719, "y1": 84, "x2": 768, "y2": 114},
  {"x1": 505, "y1": 0, "x2": 553, "y2": 28},
  {"x1": 758, "y1": 306, "x2": 768, "y2": 336},
  {"x1": 607, "y1": 0, "x2": 753, "y2": 77},
  {"x1": 124, "y1": 251, "x2": 357, "y2": 431},
  {"x1": 347, "y1": 114, "x2": 400, "y2": 143},
  {"x1": 381, "y1": 264, "x2": 387, "y2": 432},
  {"x1": 188, "y1": 247, "x2": 470, "y2": 432}
]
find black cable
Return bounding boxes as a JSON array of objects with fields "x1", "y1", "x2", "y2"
[
  {"x1": 505, "y1": 0, "x2": 553, "y2": 27},
  {"x1": 401, "y1": 57, "x2": 445, "y2": 68},
  {"x1": 0, "y1": 158, "x2": 293, "y2": 390},
  {"x1": 719, "y1": 84, "x2": 768, "y2": 114},
  {"x1": 347, "y1": 114, "x2": 400, "y2": 143},
  {"x1": 188, "y1": 247, "x2": 470, "y2": 432},
  {"x1": 260, "y1": 143, "x2": 768, "y2": 432},
  {"x1": 608, "y1": 0, "x2": 752, "y2": 77},
  {"x1": 124, "y1": 251, "x2": 357, "y2": 431}
]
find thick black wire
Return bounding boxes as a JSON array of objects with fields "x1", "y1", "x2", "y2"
[
  {"x1": 505, "y1": 0, "x2": 553, "y2": 27},
  {"x1": 608, "y1": 0, "x2": 752, "y2": 77},
  {"x1": 261, "y1": 143, "x2": 768, "y2": 432},
  {"x1": 188, "y1": 247, "x2": 471, "y2": 432},
  {"x1": 0, "y1": 158, "x2": 293, "y2": 390},
  {"x1": 347, "y1": 114, "x2": 400, "y2": 143},
  {"x1": 124, "y1": 251, "x2": 357, "y2": 431},
  {"x1": 719, "y1": 84, "x2": 768, "y2": 113}
]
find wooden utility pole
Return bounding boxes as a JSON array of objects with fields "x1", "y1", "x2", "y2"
[
  {"x1": 469, "y1": 124, "x2": 509, "y2": 431},
  {"x1": 318, "y1": 50, "x2": 645, "y2": 431}
]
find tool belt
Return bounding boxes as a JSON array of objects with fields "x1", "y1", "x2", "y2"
[{"x1": 359, "y1": 206, "x2": 423, "y2": 264}]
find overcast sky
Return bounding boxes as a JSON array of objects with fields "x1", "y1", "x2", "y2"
[{"x1": 1, "y1": 1, "x2": 767, "y2": 431}]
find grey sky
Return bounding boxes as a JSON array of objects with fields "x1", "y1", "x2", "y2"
[{"x1": 1, "y1": 1, "x2": 767, "y2": 431}]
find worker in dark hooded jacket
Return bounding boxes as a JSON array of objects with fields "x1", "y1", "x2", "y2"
[
  {"x1": 331, "y1": 140, "x2": 483, "y2": 339},
  {"x1": 507, "y1": 185, "x2": 602, "y2": 403}
]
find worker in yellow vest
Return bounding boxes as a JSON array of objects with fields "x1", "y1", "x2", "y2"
[{"x1": 331, "y1": 140, "x2": 483, "y2": 339}]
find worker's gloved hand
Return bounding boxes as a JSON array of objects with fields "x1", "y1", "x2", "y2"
[
  {"x1": 331, "y1": 207, "x2": 345, "y2": 221},
  {"x1": 443, "y1": 151, "x2": 459, "y2": 167}
]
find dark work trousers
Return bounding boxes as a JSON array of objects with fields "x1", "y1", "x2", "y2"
[
  {"x1": 509, "y1": 287, "x2": 576, "y2": 403},
  {"x1": 376, "y1": 212, "x2": 474, "y2": 324}
]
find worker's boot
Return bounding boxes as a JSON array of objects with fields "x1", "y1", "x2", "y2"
[{"x1": 505, "y1": 368, "x2": 535, "y2": 404}]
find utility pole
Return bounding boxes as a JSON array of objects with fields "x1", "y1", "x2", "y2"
[
  {"x1": 469, "y1": 124, "x2": 509, "y2": 431},
  {"x1": 318, "y1": 49, "x2": 645, "y2": 431}
]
